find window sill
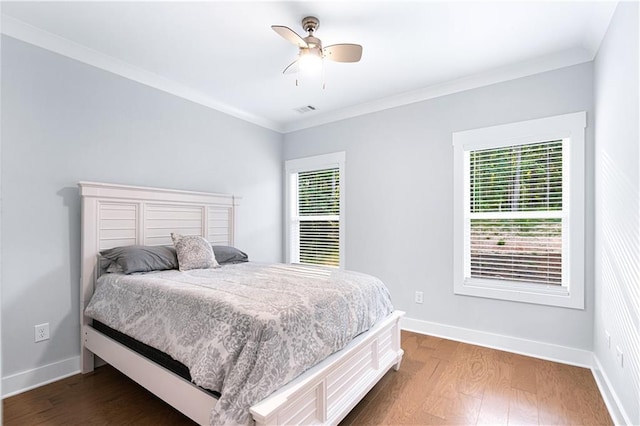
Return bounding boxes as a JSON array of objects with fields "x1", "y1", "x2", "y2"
[{"x1": 454, "y1": 278, "x2": 584, "y2": 309}]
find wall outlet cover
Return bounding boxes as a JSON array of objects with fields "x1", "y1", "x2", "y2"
[{"x1": 35, "y1": 323, "x2": 50, "y2": 342}]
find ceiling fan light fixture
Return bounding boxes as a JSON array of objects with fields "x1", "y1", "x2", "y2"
[
  {"x1": 298, "y1": 47, "x2": 323, "y2": 74},
  {"x1": 272, "y1": 16, "x2": 362, "y2": 87}
]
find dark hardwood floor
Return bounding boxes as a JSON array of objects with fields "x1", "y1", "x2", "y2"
[{"x1": 3, "y1": 331, "x2": 612, "y2": 425}]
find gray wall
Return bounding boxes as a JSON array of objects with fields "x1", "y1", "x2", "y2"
[
  {"x1": 593, "y1": 2, "x2": 639, "y2": 423},
  {"x1": 1, "y1": 36, "x2": 283, "y2": 378},
  {"x1": 284, "y1": 63, "x2": 595, "y2": 350}
]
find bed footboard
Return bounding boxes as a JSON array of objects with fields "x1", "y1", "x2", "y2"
[{"x1": 250, "y1": 310, "x2": 405, "y2": 425}]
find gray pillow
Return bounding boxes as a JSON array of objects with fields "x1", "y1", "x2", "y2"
[
  {"x1": 212, "y1": 246, "x2": 249, "y2": 265},
  {"x1": 100, "y1": 245, "x2": 178, "y2": 274},
  {"x1": 172, "y1": 233, "x2": 219, "y2": 271}
]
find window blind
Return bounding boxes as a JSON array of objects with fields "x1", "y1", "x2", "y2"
[
  {"x1": 296, "y1": 168, "x2": 340, "y2": 266},
  {"x1": 467, "y1": 140, "x2": 563, "y2": 285}
]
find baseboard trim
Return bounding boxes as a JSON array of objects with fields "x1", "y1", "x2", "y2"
[
  {"x1": 591, "y1": 355, "x2": 632, "y2": 426},
  {"x1": 2, "y1": 356, "x2": 80, "y2": 398},
  {"x1": 401, "y1": 316, "x2": 593, "y2": 367}
]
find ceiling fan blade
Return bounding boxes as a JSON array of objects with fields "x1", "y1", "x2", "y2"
[
  {"x1": 282, "y1": 59, "x2": 299, "y2": 74},
  {"x1": 271, "y1": 25, "x2": 308, "y2": 48},
  {"x1": 324, "y1": 44, "x2": 363, "y2": 63}
]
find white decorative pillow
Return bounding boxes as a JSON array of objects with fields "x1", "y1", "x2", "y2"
[{"x1": 171, "y1": 233, "x2": 219, "y2": 271}]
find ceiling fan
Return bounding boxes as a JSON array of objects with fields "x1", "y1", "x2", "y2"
[{"x1": 271, "y1": 16, "x2": 363, "y2": 83}]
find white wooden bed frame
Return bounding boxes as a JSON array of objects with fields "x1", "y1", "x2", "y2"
[{"x1": 79, "y1": 181, "x2": 404, "y2": 425}]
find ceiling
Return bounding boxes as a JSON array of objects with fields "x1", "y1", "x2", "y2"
[{"x1": 1, "y1": 1, "x2": 617, "y2": 133}]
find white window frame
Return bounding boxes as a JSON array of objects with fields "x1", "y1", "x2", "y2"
[
  {"x1": 452, "y1": 112, "x2": 586, "y2": 309},
  {"x1": 285, "y1": 152, "x2": 346, "y2": 268}
]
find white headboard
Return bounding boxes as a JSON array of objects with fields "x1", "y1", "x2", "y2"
[{"x1": 78, "y1": 181, "x2": 240, "y2": 367}]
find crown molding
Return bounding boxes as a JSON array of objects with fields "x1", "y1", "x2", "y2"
[
  {"x1": 283, "y1": 48, "x2": 594, "y2": 133},
  {"x1": 1, "y1": 15, "x2": 285, "y2": 133}
]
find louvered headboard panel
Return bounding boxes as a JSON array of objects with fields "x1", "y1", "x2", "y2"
[
  {"x1": 79, "y1": 181, "x2": 241, "y2": 348},
  {"x1": 98, "y1": 203, "x2": 138, "y2": 250}
]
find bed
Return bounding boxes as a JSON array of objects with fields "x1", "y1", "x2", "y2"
[{"x1": 79, "y1": 181, "x2": 404, "y2": 425}]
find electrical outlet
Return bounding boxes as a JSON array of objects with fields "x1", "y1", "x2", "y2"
[
  {"x1": 616, "y1": 346, "x2": 624, "y2": 368},
  {"x1": 34, "y1": 323, "x2": 49, "y2": 343},
  {"x1": 415, "y1": 291, "x2": 424, "y2": 304},
  {"x1": 605, "y1": 330, "x2": 611, "y2": 349}
]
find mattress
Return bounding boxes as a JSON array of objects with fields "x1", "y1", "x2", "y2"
[
  {"x1": 92, "y1": 320, "x2": 221, "y2": 398},
  {"x1": 84, "y1": 262, "x2": 394, "y2": 425}
]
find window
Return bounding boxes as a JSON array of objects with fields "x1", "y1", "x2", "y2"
[
  {"x1": 285, "y1": 152, "x2": 345, "y2": 267},
  {"x1": 453, "y1": 112, "x2": 586, "y2": 309}
]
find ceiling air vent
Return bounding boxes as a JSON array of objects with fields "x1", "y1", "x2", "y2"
[{"x1": 294, "y1": 105, "x2": 317, "y2": 114}]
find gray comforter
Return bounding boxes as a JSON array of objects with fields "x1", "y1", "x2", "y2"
[{"x1": 84, "y1": 262, "x2": 394, "y2": 425}]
